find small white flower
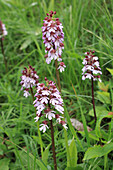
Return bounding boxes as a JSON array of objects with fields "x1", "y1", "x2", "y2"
[
  {"x1": 57, "y1": 66, "x2": 64, "y2": 72},
  {"x1": 82, "y1": 59, "x2": 87, "y2": 65},
  {"x1": 52, "y1": 91, "x2": 60, "y2": 98},
  {"x1": 46, "y1": 110, "x2": 56, "y2": 120},
  {"x1": 57, "y1": 57, "x2": 62, "y2": 62},
  {"x1": 86, "y1": 73, "x2": 92, "y2": 79},
  {"x1": 23, "y1": 90, "x2": 30, "y2": 98},
  {"x1": 36, "y1": 104, "x2": 45, "y2": 112},
  {"x1": 58, "y1": 47, "x2": 63, "y2": 56},
  {"x1": 50, "y1": 98, "x2": 59, "y2": 105},
  {"x1": 93, "y1": 70, "x2": 102, "y2": 75},
  {"x1": 82, "y1": 66, "x2": 87, "y2": 73},
  {"x1": 34, "y1": 116, "x2": 40, "y2": 122},
  {"x1": 58, "y1": 62, "x2": 66, "y2": 73},
  {"x1": 40, "y1": 97, "x2": 49, "y2": 104},
  {"x1": 46, "y1": 31, "x2": 50, "y2": 38},
  {"x1": 94, "y1": 61, "x2": 99, "y2": 67},
  {"x1": 55, "y1": 40, "x2": 60, "y2": 49},
  {"x1": 55, "y1": 105, "x2": 64, "y2": 114},
  {"x1": 86, "y1": 65, "x2": 93, "y2": 71},
  {"x1": 93, "y1": 56, "x2": 98, "y2": 60},
  {"x1": 46, "y1": 57, "x2": 51, "y2": 64},
  {"x1": 48, "y1": 35, "x2": 55, "y2": 41},
  {"x1": 82, "y1": 75, "x2": 86, "y2": 80},
  {"x1": 39, "y1": 124, "x2": 49, "y2": 133},
  {"x1": 45, "y1": 42, "x2": 51, "y2": 48},
  {"x1": 56, "y1": 116, "x2": 63, "y2": 123},
  {"x1": 34, "y1": 101, "x2": 40, "y2": 107},
  {"x1": 49, "y1": 28, "x2": 55, "y2": 33},
  {"x1": 62, "y1": 123, "x2": 68, "y2": 130},
  {"x1": 42, "y1": 90, "x2": 50, "y2": 95},
  {"x1": 51, "y1": 52, "x2": 57, "y2": 60}
]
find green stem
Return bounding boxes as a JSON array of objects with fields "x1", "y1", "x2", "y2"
[
  {"x1": 55, "y1": 59, "x2": 61, "y2": 92},
  {"x1": 72, "y1": 83, "x2": 90, "y2": 148},
  {"x1": 54, "y1": 59, "x2": 71, "y2": 165},
  {"x1": 104, "y1": 154, "x2": 108, "y2": 170},
  {"x1": 50, "y1": 120, "x2": 57, "y2": 170},
  {"x1": 30, "y1": 87, "x2": 43, "y2": 156},
  {"x1": 64, "y1": 128, "x2": 71, "y2": 166}
]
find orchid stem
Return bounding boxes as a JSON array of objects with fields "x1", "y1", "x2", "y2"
[
  {"x1": 91, "y1": 77, "x2": 97, "y2": 123},
  {"x1": 50, "y1": 119, "x2": 57, "y2": 170},
  {"x1": 54, "y1": 59, "x2": 70, "y2": 166},
  {"x1": 30, "y1": 87, "x2": 43, "y2": 156},
  {"x1": 0, "y1": 38, "x2": 8, "y2": 73},
  {"x1": 55, "y1": 59, "x2": 61, "y2": 92},
  {"x1": 54, "y1": 60, "x2": 70, "y2": 166}
]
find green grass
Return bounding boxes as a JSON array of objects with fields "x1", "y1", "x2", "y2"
[{"x1": 1, "y1": 0, "x2": 113, "y2": 169}]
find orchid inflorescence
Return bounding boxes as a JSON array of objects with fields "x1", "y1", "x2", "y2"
[
  {"x1": 33, "y1": 77, "x2": 68, "y2": 133},
  {"x1": 42, "y1": 10, "x2": 66, "y2": 72},
  {"x1": 0, "y1": 20, "x2": 7, "y2": 39},
  {"x1": 20, "y1": 65, "x2": 39, "y2": 98},
  {"x1": 82, "y1": 50, "x2": 102, "y2": 82}
]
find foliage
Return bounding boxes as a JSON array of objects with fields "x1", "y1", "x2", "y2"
[{"x1": 1, "y1": 0, "x2": 113, "y2": 169}]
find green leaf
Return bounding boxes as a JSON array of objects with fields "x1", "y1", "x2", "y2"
[
  {"x1": 95, "y1": 113, "x2": 113, "y2": 138},
  {"x1": 0, "y1": 143, "x2": 7, "y2": 155},
  {"x1": 30, "y1": 153, "x2": 47, "y2": 170},
  {"x1": 48, "y1": 0, "x2": 54, "y2": 11},
  {"x1": 67, "y1": 138, "x2": 77, "y2": 167},
  {"x1": 83, "y1": 143, "x2": 113, "y2": 160},
  {"x1": 79, "y1": 131, "x2": 107, "y2": 144},
  {"x1": 0, "y1": 158, "x2": 10, "y2": 170},
  {"x1": 64, "y1": 104, "x2": 83, "y2": 151},
  {"x1": 65, "y1": 166, "x2": 83, "y2": 170},
  {"x1": 20, "y1": 38, "x2": 33, "y2": 50},
  {"x1": 97, "y1": 91, "x2": 110, "y2": 104},
  {"x1": 106, "y1": 68, "x2": 113, "y2": 75},
  {"x1": 98, "y1": 82, "x2": 109, "y2": 92},
  {"x1": 89, "y1": 106, "x2": 108, "y2": 117},
  {"x1": 14, "y1": 150, "x2": 47, "y2": 170},
  {"x1": 42, "y1": 144, "x2": 50, "y2": 166}
]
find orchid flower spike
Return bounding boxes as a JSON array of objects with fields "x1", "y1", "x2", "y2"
[
  {"x1": 20, "y1": 65, "x2": 39, "y2": 97},
  {"x1": 0, "y1": 20, "x2": 7, "y2": 39},
  {"x1": 34, "y1": 77, "x2": 68, "y2": 132},
  {"x1": 42, "y1": 11, "x2": 66, "y2": 72},
  {"x1": 82, "y1": 50, "x2": 102, "y2": 82}
]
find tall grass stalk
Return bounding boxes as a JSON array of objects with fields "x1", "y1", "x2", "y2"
[
  {"x1": 30, "y1": 87, "x2": 43, "y2": 157},
  {"x1": 50, "y1": 119, "x2": 57, "y2": 170},
  {"x1": 72, "y1": 83, "x2": 90, "y2": 147},
  {"x1": 55, "y1": 59, "x2": 61, "y2": 92}
]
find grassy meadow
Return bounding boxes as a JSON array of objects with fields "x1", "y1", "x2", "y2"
[{"x1": 0, "y1": 0, "x2": 113, "y2": 169}]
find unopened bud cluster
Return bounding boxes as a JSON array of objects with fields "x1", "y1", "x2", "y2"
[
  {"x1": 42, "y1": 10, "x2": 66, "y2": 72},
  {"x1": 20, "y1": 65, "x2": 39, "y2": 97},
  {"x1": 82, "y1": 51, "x2": 102, "y2": 82},
  {"x1": 0, "y1": 21, "x2": 7, "y2": 39},
  {"x1": 33, "y1": 77, "x2": 68, "y2": 133}
]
